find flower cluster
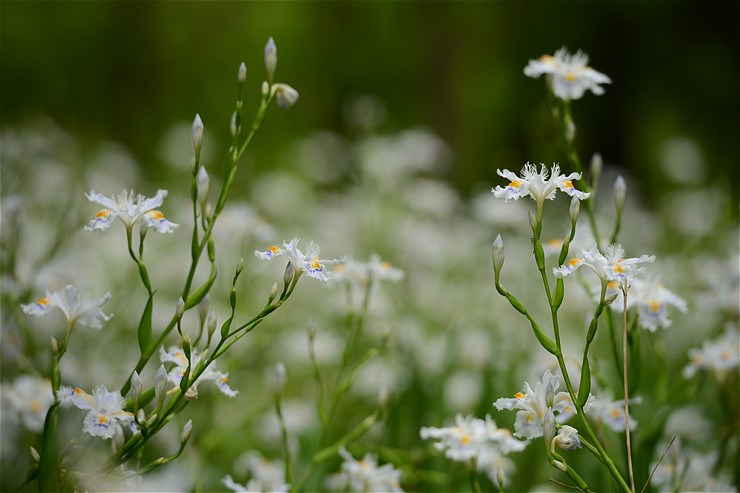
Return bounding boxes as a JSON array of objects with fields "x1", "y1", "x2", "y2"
[
  {"x1": 493, "y1": 370, "x2": 578, "y2": 439},
  {"x1": 325, "y1": 447, "x2": 403, "y2": 493},
  {"x1": 554, "y1": 243, "x2": 655, "y2": 291},
  {"x1": 256, "y1": 237, "x2": 344, "y2": 282},
  {"x1": 222, "y1": 451, "x2": 290, "y2": 493},
  {"x1": 159, "y1": 345, "x2": 237, "y2": 397},
  {"x1": 682, "y1": 323, "x2": 739, "y2": 382}
]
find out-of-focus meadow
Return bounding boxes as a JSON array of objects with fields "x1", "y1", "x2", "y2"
[{"x1": 1, "y1": 2, "x2": 738, "y2": 492}]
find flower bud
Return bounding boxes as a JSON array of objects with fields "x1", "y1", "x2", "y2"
[
  {"x1": 175, "y1": 298, "x2": 185, "y2": 321},
  {"x1": 197, "y1": 166, "x2": 209, "y2": 207},
  {"x1": 264, "y1": 37, "x2": 277, "y2": 82},
  {"x1": 268, "y1": 282, "x2": 278, "y2": 304},
  {"x1": 230, "y1": 111, "x2": 237, "y2": 138},
  {"x1": 553, "y1": 460, "x2": 568, "y2": 472},
  {"x1": 554, "y1": 425, "x2": 582, "y2": 451},
  {"x1": 614, "y1": 175, "x2": 626, "y2": 212},
  {"x1": 565, "y1": 115, "x2": 576, "y2": 142},
  {"x1": 283, "y1": 261, "x2": 295, "y2": 287},
  {"x1": 238, "y1": 62, "x2": 247, "y2": 84},
  {"x1": 192, "y1": 114, "x2": 204, "y2": 160},
  {"x1": 154, "y1": 365, "x2": 167, "y2": 410},
  {"x1": 590, "y1": 153, "x2": 602, "y2": 184},
  {"x1": 112, "y1": 426, "x2": 125, "y2": 453},
  {"x1": 492, "y1": 235, "x2": 505, "y2": 275},
  {"x1": 184, "y1": 386, "x2": 198, "y2": 401},
  {"x1": 130, "y1": 371, "x2": 143, "y2": 411},
  {"x1": 182, "y1": 334, "x2": 192, "y2": 360},
  {"x1": 272, "y1": 83, "x2": 299, "y2": 109},
  {"x1": 51, "y1": 336, "x2": 60, "y2": 355},
  {"x1": 30, "y1": 446, "x2": 40, "y2": 462},
  {"x1": 569, "y1": 196, "x2": 580, "y2": 223},
  {"x1": 235, "y1": 257, "x2": 245, "y2": 277},
  {"x1": 198, "y1": 295, "x2": 211, "y2": 327},
  {"x1": 261, "y1": 81, "x2": 270, "y2": 96},
  {"x1": 180, "y1": 419, "x2": 193, "y2": 449},
  {"x1": 273, "y1": 361, "x2": 287, "y2": 394},
  {"x1": 528, "y1": 210, "x2": 538, "y2": 233},
  {"x1": 206, "y1": 309, "x2": 217, "y2": 340}
]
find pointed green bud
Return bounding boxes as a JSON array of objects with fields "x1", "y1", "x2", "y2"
[
  {"x1": 569, "y1": 196, "x2": 580, "y2": 223},
  {"x1": 192, "y1": 114, "x2": 204, "y2": 161},
  {"x1": 180, "y1": 419, "x2": 193, "y2": 449},
  {"x1": 268, "y1": 282, "x2": 278, "y2": 304},
  {"x1": 230, "y1": 111, "x2": 237, "y2": 138},
  {"x1": 283, "y1": 261, "x2": 295, "y2": 288},
  {"x1": 273, "y1": 361, "x2": 286, "y2": 395},
  {"x1": 130, "y1": 370, "x2": 142, "y2": 412},
  {"x1": 492, "y1": 235, "x2": 505, "y2": 276},
  {"x1": 590, "y1": 153, "x2": 602, "y2": 185},
  {"x1": 197, "y1": 166, "x2": 209, "y2": 207},
  {"x1": 238, "y1": 62, "x2": 247, "y2": 84},
  {"x1": 235, "y1": 257, "x2": 245, "y2": 277},
  {"x1": 176, "y1": 298, "x2": 185, "y2": 320},
  {"x1": 182, "y1": 334, "x2": 191, "y2": 360},
  {"x1": 528, "y1": 210, "x2": 538, "y2": 234},
  {"x1": 30, "y1": 446, "x2": 40, "y2": 462},
  {"x1": 154, "y1": 365, "x2": 167, "y2": 410},
  {"x1": 614, "y1": 175, "x2": 626, "y2": 212},
  {"x1": 264, "y1": 37, "x2": 277, "y2": 82},
  {"x1": 206, "y1": 310, "x2": 217, "y2": 340}
]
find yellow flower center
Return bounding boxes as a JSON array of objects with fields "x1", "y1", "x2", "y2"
[
  {"x1": 268, "y1": 246, "x2": 281, "y2": 254},
  {"x1": 508, "y1": 179, "x2": 523, "y2": 189},
  {"x1": 514, "y1": 392, "x2": 525, "y2": 399},
  {"x1": 310, "y1": 259, "x2": 321, "y2": 270},
  {"x1": 36, "y1": 297, "x2": 51, "y2": 306},
  {"x1": 563, "y1": 180, "x2": 574, "y2": 189},
  {"x1": 97, "y1": 414, "x2": 110, "y2": 425},
  {"x1": 648, "y1": 299, "x2": 661, "y2": 313},
  {"x1": 96, "y1": 209, "x2": 111, "y2": 219},
  {"x1": 565, "y1": 72, "x2": 576, "y2": 83},
  {"x1": 148, "y1": 211, "x2": 164, "y2": 220},
  {"x1": 613, "y1": 262, "x2": 625, "y2": 274},
  {"x1": 460, "y1": 434, "x2": 472, "y2": 445},
  {"x1": 568, "y1": 258, "x2": 582, "y2": 267}
]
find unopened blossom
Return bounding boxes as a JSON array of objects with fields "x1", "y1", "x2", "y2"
[
  {"x1": 420, "y1": 413, "x2": 527, "y2": 461},
  {"x1": 272, "y1": 83, "x2": 299, "y2": 109},
  {"x1": 587, "y1": 393, "x2": 641, "y2": 432},
  {"x1": 22, "y1": 285, "x2": 112, "y2": 329},
  {"x1": 554, "y1": 243, "x2": 655, "y2": 290},
  {"x1": 57, "y1": 385, "x2": 136, "y2": 439},
  {"x1": 159, "y1": 345, "x2": 237, "y2": 397},
  {"x1": 264, "y1": 37, "x2": 277, "y2": 82},
  {"x1": 492, "y1": 163, "x2": 590, "y2": 205},
  {"x1": 683, "y1": 323, "x2": 739, "y2": 383},
  {"x1": 524, "y1": 47, "x2": 611, "y2": 100},
  {"x1": 609, "y1": 277, "x2": 687, "y2": 331},
  {"x1": 85, "y1": 189, "x2": 178, "y2": 233},
  {"x1": 2, "y1": 375, "x2": 54, "y2": 432},
  {"x1": 553, "y1": 425, "x2": 581, "y2": 450},
  {"x1": 493, "y1": 370, "x2": 577, "y2": 439},
  {"x1": 328, "y1": 447, "x2": 403, "y2": 493},
  {"x1": 255, "y1": 237, "x2": 344, "y2": 282}
]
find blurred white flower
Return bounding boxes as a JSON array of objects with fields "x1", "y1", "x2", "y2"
[
  {"x1": 327, "y1": 447, "x2": 403, "y2": 492},
  {"x1": 2, "y1": 375, "x2": 54, "y2": 432},
  {"x1": 57, "y1": 385, "x2": 136, "y2": 439},
  {"x1": 587, "y1": 392, "x2": 641, "y2": 432},
  {"x1": 159, "y1": 345, "x2": 237, "y2": 397},
  {"x1": 650, "y1": 439, "x2": 735, "y2": 493},
  {"x1": 683, "y1": 323, "x2": 739, "y2": 383},
  {"x1": 330, "y1": 254, "x2": 404, "y2": 309},
  {"x1": 22, "y1": 284, "x2": 112, "y2": 330},
  {"x1": 85, "y1": 189, "x2": 178, "y2": 233},
  {"x1": 609, "y1": 277, "x2": 687, "y2": 331},
  {"x1": 524, "y1": 47, "x2": 611, "y2": 100},
  {"x1": 420, "y1": 414, "x2": 526, "y2": 461},
  {"x1": 222, "y1": 451, "x2": 289, "y2": 493},
  {"x1": 492, "y1": 163, "x2": 590, "y2": 205}
]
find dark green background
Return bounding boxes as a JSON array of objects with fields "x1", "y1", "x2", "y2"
[{"x1": 2, "y1": 1, "x2": 739, "y2": 206}]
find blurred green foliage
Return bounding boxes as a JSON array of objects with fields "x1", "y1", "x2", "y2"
[{"x1": 2, "y1": 1, "x2": 738, "y2": 208}]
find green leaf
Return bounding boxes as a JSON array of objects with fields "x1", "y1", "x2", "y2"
[
  {"x1": 577, "y1": 357, "x2": 592, "y2": 407},
  {"x1": 38, "y1": 402, "x2": 60, "y2": 493},
  {"x1": 185, "y1": 265, "x2": 217, "y2": 310},
  {"x1": 138, "y1": 294, "x2": 154, "y2": 355}
]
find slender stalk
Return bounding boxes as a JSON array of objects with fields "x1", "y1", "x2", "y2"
[
  {"x1": 469, "y1": 457, "x2": 481, "y2": 493},
  {"x1": 622, "y1": 287, "x2": 636, "y2": 493}
]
